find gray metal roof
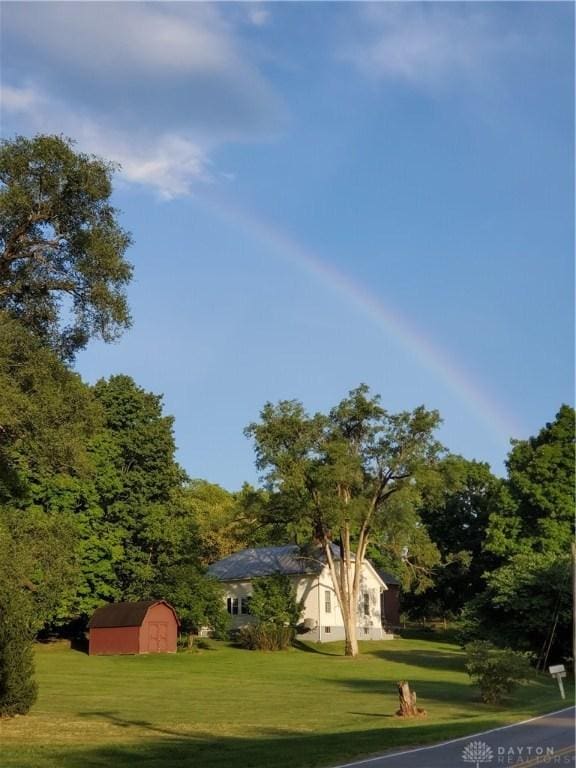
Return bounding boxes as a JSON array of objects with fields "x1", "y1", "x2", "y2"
[{"x1": 207, "y1": 545, "x2": 326, "y2": 581}]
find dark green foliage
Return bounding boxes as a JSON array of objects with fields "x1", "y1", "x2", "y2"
[
  {"x1": 0, "y1": 592, "x2": 38, "y2": 716},
  {"x1": 246, "y1": 384, "x2": 443, "y2": 656},
  {"x1": 152, "y1": 564, "x2": 229, "y2": 639},
  {"x1": 402, "y1": 456, "x2": 500, "y2": 620},
  {"x1": 486, "y1": 405, "x2": 575, "y2": 558},
  {"x1": 85, "y1": 375, "x2": 189, "y2": 602},
  {"x1": 249, "y1": 573, "x2": 304, "y2": 627},
  {"x1": 0, "y1": 135, "x2": 133, "y2": 360},
  {"x1": 466, "y1": 407, "x2": 575, "y2": 662},
  {"x1": 237, "y1": 624, "x2": 295, "y2": 651},
  {"x1": 460, "y1": 553, "x2": 572, "y2": 665},
  {"x1": 464, "y1": 641, "x2": 531, "y2": 704},
  {"x1": 0, "y1": 312, "x2": 101, "y2": 497}
]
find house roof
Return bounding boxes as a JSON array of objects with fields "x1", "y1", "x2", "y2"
[
  {"x1": 207, "y1": 545, "x2": 324, "y2": 581},
  {"x1": 377, "y1": 569, "x2": 401, "y2": 586},
  {"x1": 88, "y1": 600, "x2": 179, "y2": 628}
]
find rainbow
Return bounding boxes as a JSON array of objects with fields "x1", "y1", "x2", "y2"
[{"x1": 201, "y1": 193, "x2": 522, "y2": 444}]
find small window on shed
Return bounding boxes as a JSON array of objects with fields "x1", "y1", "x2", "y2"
[
  {"x1": 227, "y1": 597, "x2": 239, "y2": 615},
  {"x1": 324, "y1": 626, "x2": 331, "y2": 633}
]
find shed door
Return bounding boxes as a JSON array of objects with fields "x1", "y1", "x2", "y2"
[{"x1": 148, "y1": 622, "x2": 168, "y2": 652}]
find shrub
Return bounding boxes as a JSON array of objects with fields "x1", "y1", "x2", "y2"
[
  {"x1": 0, "y1": 594, "x2": 38, "y2": 716},
  {"x1": 464, "y1": 641, "x2": 531, "y2": 704},
  {"x1": 237, "y1": 624, "x2": 295, "y2": 651},
  {"x1": 249, "y1": 573, "x2": 303, "y2": 627}
]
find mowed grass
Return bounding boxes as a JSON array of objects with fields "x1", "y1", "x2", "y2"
[{"x1": 0, "y1": 632, "x2": 569, "y2": 768}]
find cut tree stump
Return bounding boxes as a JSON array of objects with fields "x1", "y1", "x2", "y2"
[{"x1": 396, "y1": 680, "x2": 427, "y2": 717}]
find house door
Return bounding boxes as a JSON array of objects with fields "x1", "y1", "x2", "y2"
[{"x1": 148, "y1": 622, "x2": 168, "y2": 652}]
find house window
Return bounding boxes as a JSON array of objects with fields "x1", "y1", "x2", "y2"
[
  {"x1": 324, "y1": 590, "x2": 332, "y2": 614},
  {"x1": 240, "y1": 596, "x2": 252, "y2": 615},
  {"x1": 364, "y1": 628, "x2": 370, "y2": 635},
  {"x1": 227, "y1": 597, "x2": 239, "y2": 615},
  {"x1": 324, "y1": 626, "x2": 331, "y2": 633},
  {"x1": 363, "y1": 592, "x2": 370, "y2": 616}
]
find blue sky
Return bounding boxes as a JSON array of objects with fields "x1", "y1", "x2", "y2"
[{"x1": 1, "y1": 2, "x2": 574, "y2": 489}]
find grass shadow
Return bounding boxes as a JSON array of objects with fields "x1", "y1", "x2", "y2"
[
  {"x1": 4, "y1": 716, "x2": 523, "y2": 768},
  {"x1": 365, "y1": 649, "x2": 466, "y2": 673},
  {"x1": 292, "y1": 640, "x2": 343, "y2": 656}
]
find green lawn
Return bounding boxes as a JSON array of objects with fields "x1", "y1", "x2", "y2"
[{"x1": 0, "y1": 632, "x2": 569, "y2": 768}]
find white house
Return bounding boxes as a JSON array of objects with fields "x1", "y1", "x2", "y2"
[{"x1": 207, "y1": 544, "x2": 395, "y2": 643}]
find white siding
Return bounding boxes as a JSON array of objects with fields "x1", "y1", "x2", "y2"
[{"x1": 219, "y1": 560, "x2": 393, "y2": 642}]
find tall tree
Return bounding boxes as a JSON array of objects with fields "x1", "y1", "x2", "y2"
[
  {"x1": 246, "y1": 385, "x2": 442, "y2": 656},
  {"x1": 0, "y1": 314, "x2": 101, "y2": 714},
  {"x1": 403, "y1": 456, "x2": 500, "y2": 620},
  {"x1": 465, "y1": 406, "x2": 575, "y2": 663},
  {"x1": 89, "y1": 375, "x2": 188, "y2": 599},
  {"x1": 0, "y1": 135, "x2": 133, "y2": 359}
]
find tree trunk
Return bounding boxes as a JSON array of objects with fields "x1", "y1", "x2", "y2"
[
  {"x1": 344, "y1": 616, "x2": 358, "y2": 657},
  {"x1": 396, "y1": 680, "x2": 425, "y2": 717},
  {"x1": 397, "y1": 681, "x2": 418, "y2": 717}
]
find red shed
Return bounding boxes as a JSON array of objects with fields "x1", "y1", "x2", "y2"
[{"x1": 88, "y1": 600, "x2": 179, "y2": 655}]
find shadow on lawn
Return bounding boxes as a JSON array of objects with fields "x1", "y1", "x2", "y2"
[
  {"x1": 364, "y1": 649, "x2": 466, "y2": 673},
  {"x1": 36, "y1": 716, "x2": 511, "y2": 768},
  {"x1": 326, "y1": 678, "x2": 476, "y2": 706},
  {"x1": 292, "y1": 640, "x2": 343, "y2": 656}
]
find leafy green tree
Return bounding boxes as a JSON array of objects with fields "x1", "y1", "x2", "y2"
[
  {"x1": 246, "y1": 384, "x2": 443, "y2": 656},
  {"x1": 367, "y1": 492, "x2": 441, "y2": 598},
  {"x1": 0, "y1": 135, "x2": 133, "y2": 359},
  {"x1": 88, "y1": 375, "x2": 188, "y2": 599},
  {"x1": 402, "y1": 456, "x2": 500, "y2": 620},
  {"x1": 250, "y1": 573, "x2": 304, "y2": 627},
  {"x1": 465, "y1": 406, "x2": 575, "y2": 663},
  {"x1": 486, "y1": 405, "x2": 575, "y2": 558},
  {"x1": 180, "y1": 480, "x2": 243, "y2": 565},
  {"x1": 152, "y1": 564, "x2": 229, "y2": 641},
  {"x1": 0, "y1": 312, "x2": 100, "y2": 496},
  {"x1": 0, "y1": 313, "x2": 101, "y2": 628},
  {"x1": 464, "y1": 641, "x2": 531, "y2": 704}
]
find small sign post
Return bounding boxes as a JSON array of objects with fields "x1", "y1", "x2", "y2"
[{"x1": 549, "y1": 664, "x2": 567, "y2": 700}]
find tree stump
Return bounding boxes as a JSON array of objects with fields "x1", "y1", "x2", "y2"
[{"x1": 396, "y1": 680, "x2": 426, "y2": 717}]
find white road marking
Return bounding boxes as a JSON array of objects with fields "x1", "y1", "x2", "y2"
[{"x1": 330, "y1": 706, "x2": 576, "y2": 768}]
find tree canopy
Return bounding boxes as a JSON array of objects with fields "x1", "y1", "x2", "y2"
[
  {"x1": 0, "y1": 135, "x2": 133, "y2": 359},
  {"x1": 246, "y1": 384, "x2": 443, "y2": 656}
]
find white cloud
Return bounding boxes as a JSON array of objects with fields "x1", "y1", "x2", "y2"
[
  {"x1": 1, "y1": 3, "x2": 284, "y2": 198},
  {"x1": 5, "y1": 4, "x2": 238, "y2": 77},
  {"x1": 345, "y1": 5, "x2": 522, "y2": 90},
  {"x1": 246, "y1": 5, "x2": 271, "y2": 28},
  {"x1": 0, "y1": 84, "x2": 39, "y2": 113},
  {"x1": 1, "y1": 84, "x2": 210, "y2": 199}
]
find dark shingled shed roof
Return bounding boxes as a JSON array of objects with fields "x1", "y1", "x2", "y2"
[{"x1": 88, "y1": 600, "x2": 179, "y2": 628}]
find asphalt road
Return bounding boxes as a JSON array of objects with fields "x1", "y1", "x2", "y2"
[{"x1": 332, "y1": 707, "x2": 575, "y2": 768}]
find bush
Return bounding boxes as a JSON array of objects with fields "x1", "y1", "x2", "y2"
[
  {"x1": 249, "y1": 573, "x2": 303, "y2": 627},
  {"x1": 237, "y1": 624, "x2": 295, "y2": 651},
  {"x1": 464, "y1": 641, "x2": 531, "y2": 704},
  {"x1": 0, "y1": 594, "x2": 38, "y2": 716}
]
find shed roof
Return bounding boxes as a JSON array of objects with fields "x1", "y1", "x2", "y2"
[{"x1": 88, "y1": 600, "x2": 179, "y2": 628}]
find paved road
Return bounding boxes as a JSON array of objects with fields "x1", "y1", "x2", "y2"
[{"x1": 333, "y1": 707, "x2": 575, "y2": 768}]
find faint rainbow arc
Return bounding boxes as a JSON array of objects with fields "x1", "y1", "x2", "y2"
[{"x1": 204, "y1": 196, "x2": 522, "y2": 443}]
